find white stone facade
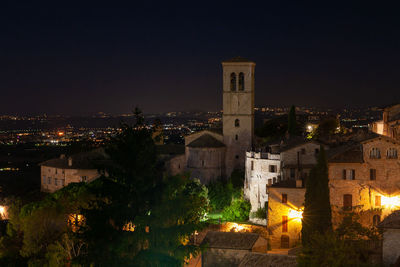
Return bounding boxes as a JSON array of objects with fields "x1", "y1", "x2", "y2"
[{"x1": 244, "y1": 151, "x2": 281, "y2": 212}]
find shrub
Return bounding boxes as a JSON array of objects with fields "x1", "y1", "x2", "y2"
[
  {"x1": 254, "y1": 206, "x2": 267, "y2": 219},
  {"x1": 222, "y1": 198, "x2": 251, "y2": 221}
]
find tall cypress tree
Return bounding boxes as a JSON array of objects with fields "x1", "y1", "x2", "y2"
[
  {"x1": 301, "y1": 146, "x2": 332, "y2": 246},
  {"x1": 288, "y1": 105, "x2": 297, "y2": 136}
]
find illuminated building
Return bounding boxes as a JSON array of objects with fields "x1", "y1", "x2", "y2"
[{"x1": 40, "y1": 149, "x2": 107, "y2": 193}]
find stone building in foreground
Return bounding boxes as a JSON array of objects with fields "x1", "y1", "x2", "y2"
[
  {"x1": 265, "y1": 133, "x2": 400, "y2": 249},
  {"x1": 40, "y1": 149, "x2": 106, "y2": 193},
  {"x1": 168, "y1": 57, "x2": 256, "y2": 184}
]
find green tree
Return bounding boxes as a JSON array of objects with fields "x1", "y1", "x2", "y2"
[
  {"x1": 222, "y1": 197, "x2": 251, "y2": 222},
  {"x1": 301, "y1": 146, "x2": 332, "y2": 246},
  {"x1": 76, "y1": 110, "x2": 209, "y2": 266},
  {"x1": 288, "y1": 105, "x2": 297, "y2": 136}
]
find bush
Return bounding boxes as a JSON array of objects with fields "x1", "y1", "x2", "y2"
[
  {"x1": 207, "y1": 181, "x2": 233, "y2": 211},
  {"x1": 222, "y1": 198, "x2": 251, "y2": 222},
  {"x1": 253, "y1": 206, "x2": 267, "y2": 219}
]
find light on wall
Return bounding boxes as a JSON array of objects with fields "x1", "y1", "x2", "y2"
[
  {"x1": 288, "y1": 208, "x2": 303, "y2": 220},
  {"x1": 382, "y1": 196, "x2": 400, "y2": 210}
]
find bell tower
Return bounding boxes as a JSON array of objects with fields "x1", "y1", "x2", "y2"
[{"x1": 222, "y1": 57, "x2": 255, "y2": 177}]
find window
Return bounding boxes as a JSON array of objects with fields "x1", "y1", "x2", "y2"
[
  {"x1": 235, "y1": 119, "x2": 240, "y2": 127},
  {"x1": 230, "y1": 73, "x2": 236, "y2": 91},
  {"x1": 370, "y1": 169, "x2": 376, "y2": 180},
  {"x1": 273, "y1": 177, "x2": 277, "y2": 183},
  {"x1": 238, "y1": 72, "x2": 244, "y2": 91},
  {"x1": 202, "y1": 160, "x2": 205, "y2": 167},
  {"x1": 48, "y1": 177, "x2": 51, "y2": 184},
  {"x1": 349, "y1": 169, "x2": 355, "y2": 180},
  {"x1": 343, "y1": 194, "x2": 352, "y2": 211},
  {"x1": 42, "y1": 175, "x2": 46, "y2": 184},
  {"x1": 373, "y1": 215, "x2": 381, "y2": 227},
  {"x1": 315, "y1": 148, "x2": 320, "y2": 155},
  {"x1": 62, "y1": 169, "x2": 65, "y2": 174},
  {"x1": 375, "y1": 195, "x2": 381, "y2": 207},
  {"x1": 281, "y1": 235, "x2": 289, "y2": 248},
  {"x1": 81, "y1": 176, "x2": 88, "y2": 182},
  {"x1": 61, "y1": 179, "x2": 65, "y2": 186},
  {"x1": 251, "y1": 161, "x2": 254, "y2": 170},
  {"x1": 370, "y1": 148, "x2": 381, "y2": 159},
  {"x1": 235, "y1": 134, "x2": 238, "y2": 140},
  {"x1": 282, "y1": 216, "x2": 288, "y2": 232},
  {"x1": 55, "y1": 178, "x2": 58, "y2": 186},
  {"x1": 342, "y1": 169, "x2": 346, "y2": 180},
  {"x1": 235, "y1": 155, "x2": 239, "y2": 159},
  {"x1": 290, "y1": 168, "x2": 295, "y2": 179},
  {"x1": 282, "y1": 194, "x2": 287, "y2": 204},
  {"x1": 55, "y1": 169, "x2": 58, "y2": 174},
  {"x1": 269, "y1": 165, "x2": 277, "y2": 173},
  {"x1": 301, "y1": 148, "x2": 306, "y2": 155},
  {"x1": 387, "y1": 148, "x2": 398, "y2": 159}
]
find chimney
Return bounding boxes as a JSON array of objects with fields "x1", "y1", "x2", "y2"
[
  {"x1": 296, "y1": 179, "x2": 303, "y2": 188},
  {"x1": 60, "y1": 154, "x2": 65, "y2": 159},
  {"x1": 68, "y1": 157, "x2": 72, "y2": 167}
]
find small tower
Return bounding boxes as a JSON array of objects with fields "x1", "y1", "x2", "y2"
[{"x1": 222, "y1": 57, "x2": 255, "y2": 177}]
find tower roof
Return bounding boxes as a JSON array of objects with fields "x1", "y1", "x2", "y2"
[
  {"x1": 222, "y1": 56, "x2": 254, "y2": 63},
  {"x1": 187, "y1": 134, "x2": 225, "y2": 148}
]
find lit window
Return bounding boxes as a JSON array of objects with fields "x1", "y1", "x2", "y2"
[
  {"x1": 375, "y1": 195, "x2": 381, "y2": 207},
  {"x1": 282, "y1": 216, "x2": 288, "y2": 232},
  {"x1": 230, "y1": 73, "x2": 236, "y2": 91}
]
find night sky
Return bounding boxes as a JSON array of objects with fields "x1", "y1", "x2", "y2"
[{"x1": 1, "y1": 3, "x2": 400, "y2": 115}]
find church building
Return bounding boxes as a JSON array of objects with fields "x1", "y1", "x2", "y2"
[{"x1": 167, "y1": 57, "x2": 255, "y2": 183}]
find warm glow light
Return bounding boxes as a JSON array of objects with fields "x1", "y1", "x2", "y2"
[
  {"x1": 381, "y1": 196, "x2": 400, "y2": 210},
  {"x1": 288, "y1": 209, "x2": 303, "y2": 220},
  {"x1": 58, "y1": 131, "x2": 64, "y2": 136},
  {"x1": 224, "y1": 222, "x2": 250, "y2": 232},
  {"x1": 0, "y1": 206, "x2": 5, "y2": 214}
]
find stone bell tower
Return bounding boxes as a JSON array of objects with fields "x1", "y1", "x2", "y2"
[{"x1": 222, "y1": 57, "x2": 255, "y2": 177}]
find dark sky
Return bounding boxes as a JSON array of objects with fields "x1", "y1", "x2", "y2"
[{"x1": 1, "y1": 3, "x2": 400, "y2": 115}]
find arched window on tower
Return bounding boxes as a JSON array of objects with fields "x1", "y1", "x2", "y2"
[
  {"x1": 238, "y1": 72, "x2": 244, "y2": 91},
  {"x1": 235, "y1": 119, "x2": 240, "y2": 127},
  {"x1": 230, "y1": 73, "x2": 236, "y2": 91}
]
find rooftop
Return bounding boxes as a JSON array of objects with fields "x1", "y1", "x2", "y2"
[
  {"x1": 40, "y1": 148, "x2": 108, "y2": 169},
  {"x1": 378, "y1": 210, "x2": 400, "y2": 229},
  {"x1": 222, "y1": 56, "x2": 254, "y2": 63},
  {"x1": 201, "y1": 231, "x2": 260, "y2": 250},
  {"x1": 187, "y1": 134, "x2": 225, "y2": 148}
]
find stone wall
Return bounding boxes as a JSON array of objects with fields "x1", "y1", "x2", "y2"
[
  {"x1": 165, "y1": 154, "x2": 186, "y2": 176},
  {"x1": 382, "y1": 229, "x2": 400, "y2": 266},
  {"x1": 41, "y1": 166, "x2": 99, "y2": 193},
  {"x1": 185, "y1": 147, "x2": 226, "y2": 184},
  {"x1": 202, "y1": 248, "x2": 249, "y2": 267}
]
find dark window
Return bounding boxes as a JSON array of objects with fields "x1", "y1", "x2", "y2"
[
  {"x1": 373, "y1": 215, "x2": 381, "y2": 227},
  {"x1": 48, "y1": 177, "x2": 51, "y2": 184},
  {"x1": 375, "y1": 195, "x2": 381, "y2": 207},
  {"x1": 251, "y1": 161, "x2": 254, "y2": 170},
  {"x1": 342, "y1": 169, "x2": 346, "y2": 180},
  {"x1": 235, "y1": 119, "x2": 240, "y2": 127},
  {"x1": 269, "y1": 165, "x2": 277, "y2": 173},
  {"x1": 282, "y1": 194, "x2": 287, "y2": 204},
  {"x1": 370, "y1": 169, "x2": 376, "y2": 180},
  {"x1": 290, "y1": 168, "x2": 295, "y2": 179},
  {"x1": 301, "y1": 148, "x2": 306, "y2": 155},
  {"x1": 281, "y1": 235, "x2": 289, "y2": 248},
  {"x1": 343, "y1": 194, "x2": 352, "y2": 211},
  {"x1": 315, "y1": 148, "x2": 320, "y2": 154},
  {"x1": 235, "y1": 155, "x2": 239, "y2": 159},
  {"x1": 387, "y1": 148, "x2": 398, "y2": 159},
  {"x1": 282, "y1": 216, "x2": 288, "y2": 232},
  {"x1": 230, "y1": 73, "x2": 236, "y2": 91},
  {"x1": 202, "y1": 160, "x2": 205, "y2": 167},
  {"x1": 238, "y1": 72, "x2": 245, "y2": 91},
  {"x1": 273, "y1": 177, "x2": 277, "y2": 183},
  {"x1": 370, "y1": 148, "x2": 381, "y2": 159}
]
